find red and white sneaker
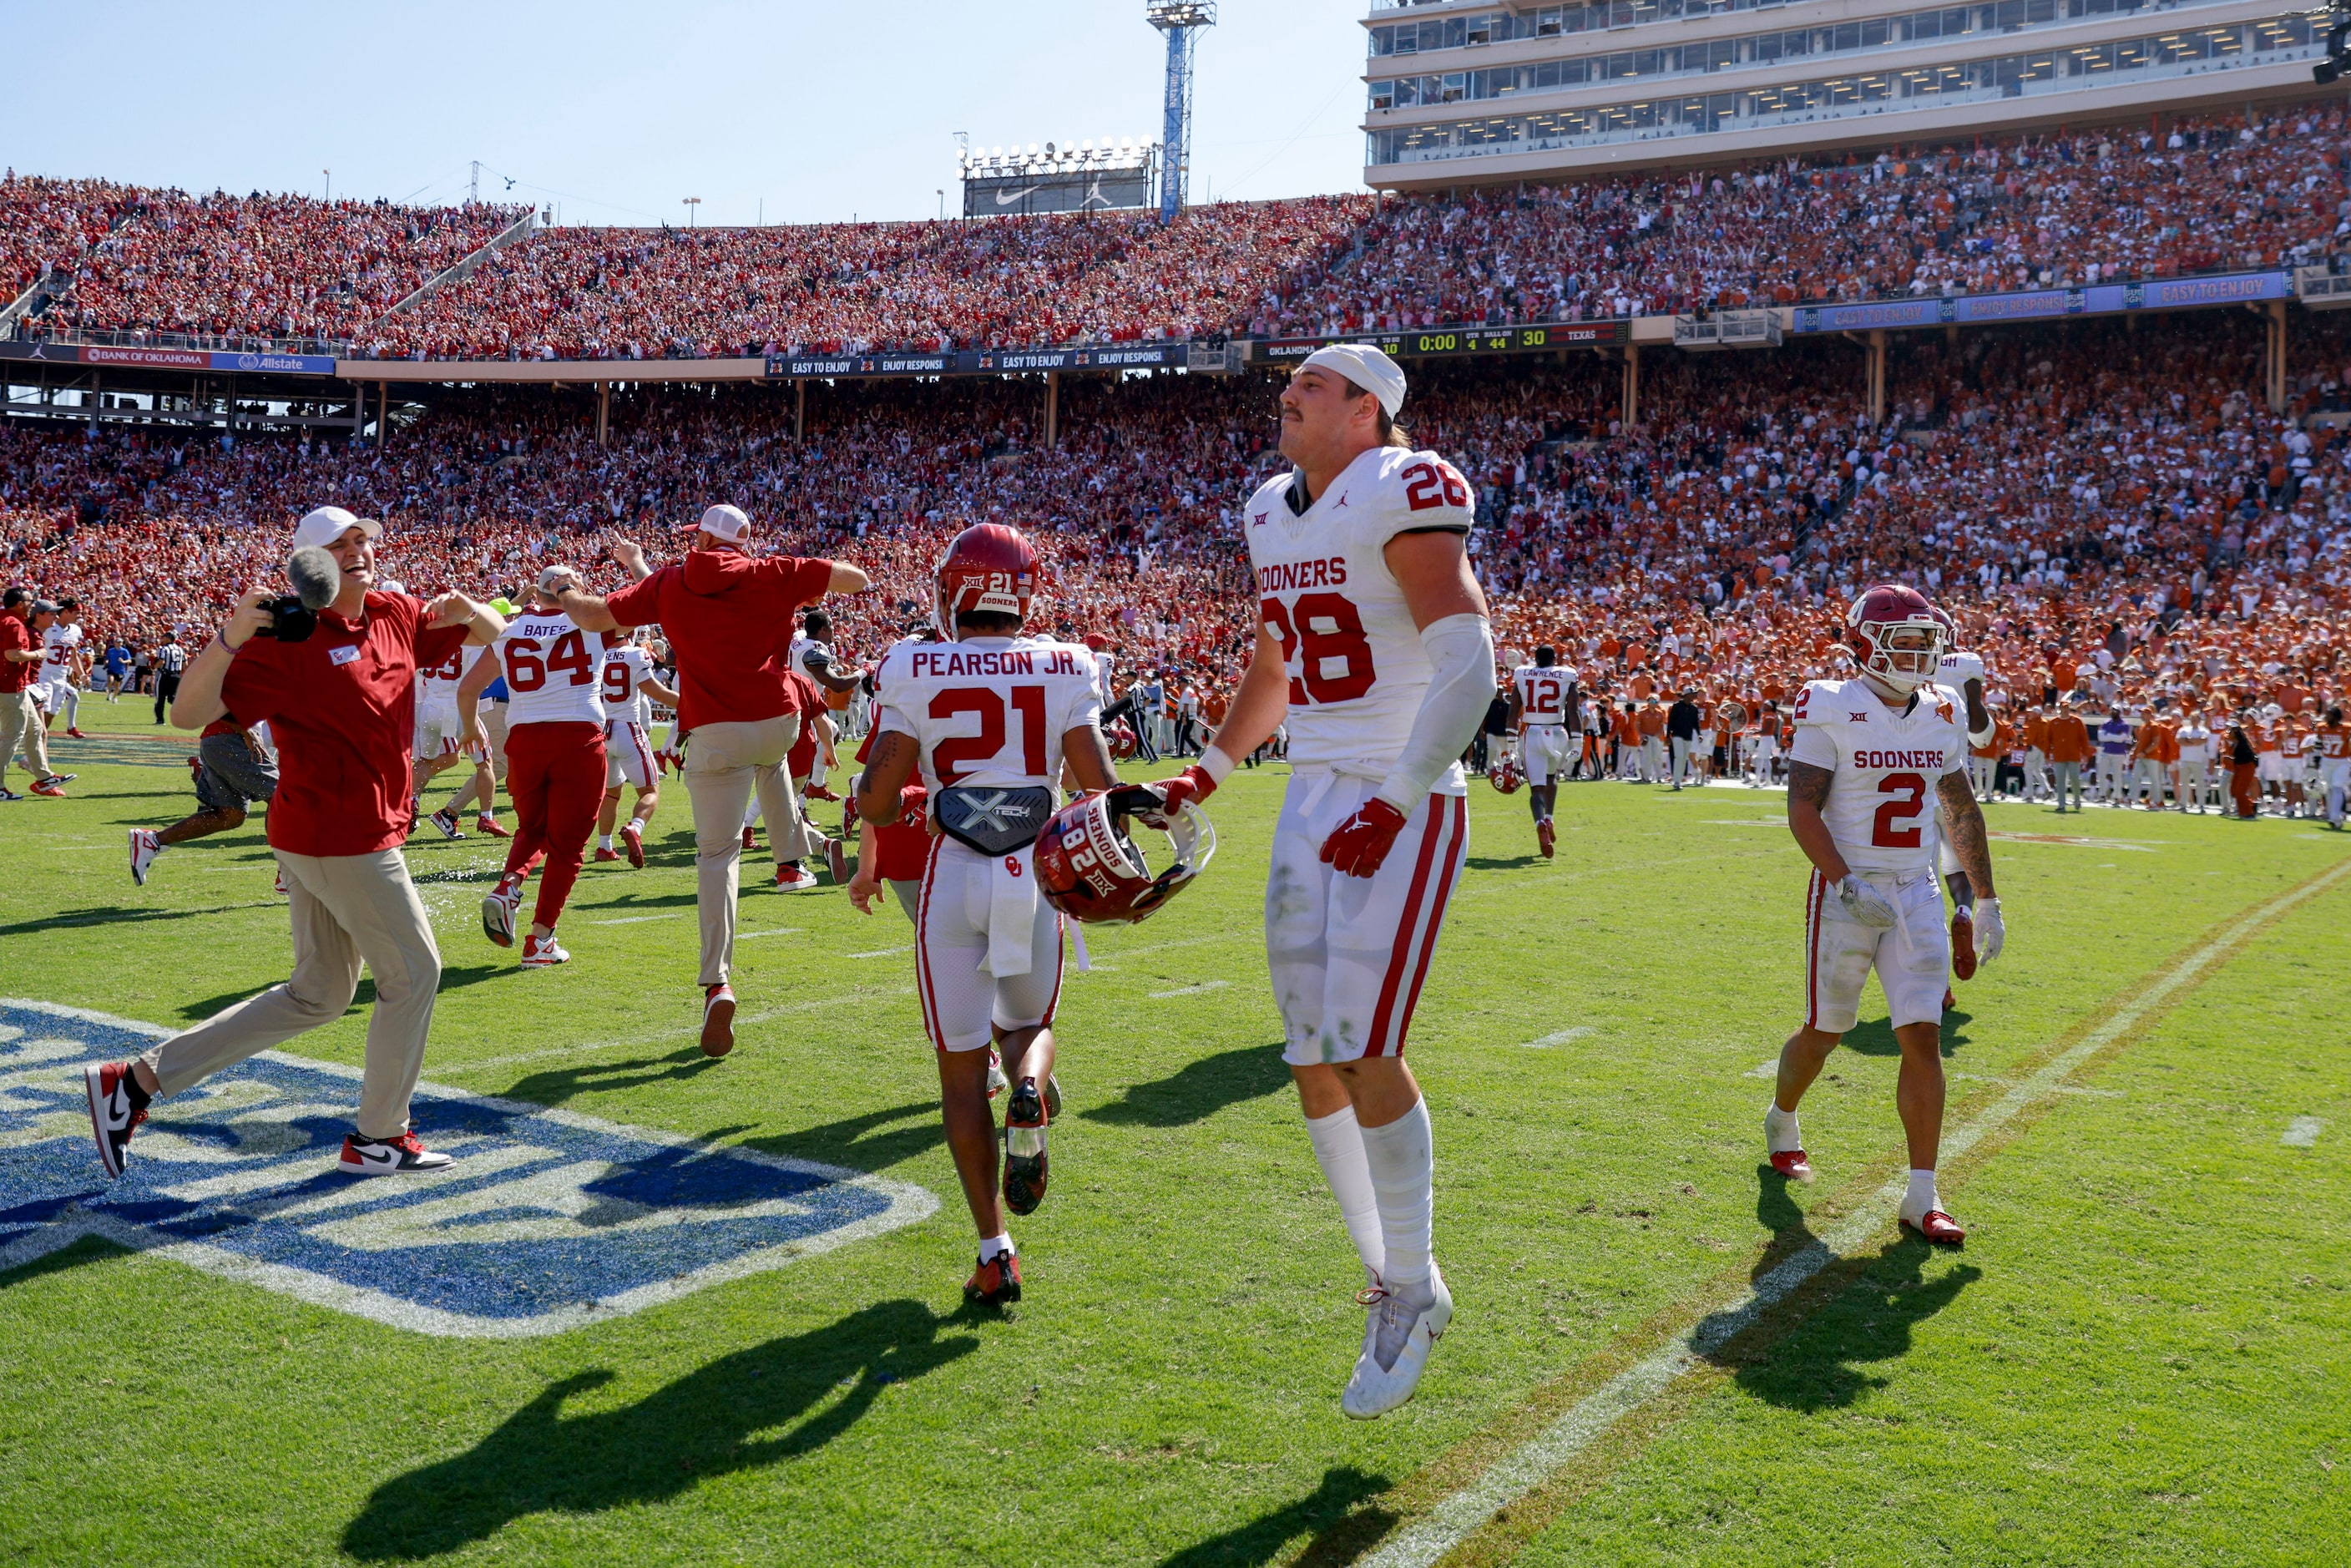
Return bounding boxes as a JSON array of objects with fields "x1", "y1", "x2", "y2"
[
  {"x1": 964, "y1": 1249, "x2": 1023, "y2": 1306},
  {"x1": 474, "y1": 814, "x2": 511, "y2": 839},
  {"x1": 480, "y1": 881, "x2": 522, "y2": 948},
  {"x1": 337, "y1": 1130, "x2": 455, "y2": 1176},
  {"x1": 274, "y1": 865, "x2": 289, "y2": 897},
  {"x1": 594, "y1": 847, "x2": 620, "y2": 862},
  {"x1": 827, "y1": 837, "x2": 850, "y2": 885},
  {"x1": 67, "y1": 726, "x2": 88, "y2": 739},
  {"x1": 30, "y1": 776, "x2": 65, "y2": 797},
  {"x1": 1768, "y1": 1149, "x2": 1814, "y2": 1183},
  {"x1": 620, "y1": 819, "x2": 645, "y2": 868},
  {"x1": 1949, "y1": 908, "x2": 1977, "y2": 981},
  {"x1": 84, "y1": 1062, "x2": 150, "y2": 1179},
  {"x1": 519, "y1": 933, "x2": 570, "y2": 968},
  {"x1": 1537, "y1": 819, "x2": 1555, "y2": 860},
  {"x1": 1902, "y1": 1208, "x2": 1966, "y2": 1246},
  {"x1": 129, "y1": 828, "x2": 163, "y2": 886},
  {"x1": 700, "y1": 983, "x2": 736, "y2": 1058},
  {"x1": 804, "y1": 783, "x2": 841, "y2": 803},
  {"x1": 774, "y1": 864, "x2": 820, "y2": 893}
]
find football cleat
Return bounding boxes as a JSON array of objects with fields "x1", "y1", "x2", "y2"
[
  {"x1": 1002, "y1": 1077, "x2": 1049, "y2": 1216},
  {"x1": 519, "y1": 933, "x2": 570, "y2": 968},
  {"x1": 1902, "y1": 1208, "x2": 1966, "y2": 1247},
  {"x1": 67, "y1": 726, "x2": 88, "y2": 739},
  {"x1": 84, "y1": 1062, "x2": 149, "y2": 1180},
  {"x1": 1537, "y1": 818, "x2": 1555, "y2": 859},
  {"x1": 964, "y1": 1250, "x2": 1023, "y2": 1307},
  {"x1": 700, "y1": 983, "x2": 736, "y2": 1057},
  {"x1": 474, "y1": 814, "x2": 511, "y2": 838},
  {"x1": 827, "y1": 837, "x2": 850, "y2": 886},
  {"x1": 594, "y1": 847, "x2": 620, "y2": 862},
  {"x1": 1949, "y1": 908, "x2": 1977, "y2": 981},
  {"x1": 775, "y1": 864, "x2": 821, "y2": 893},
  {"x1": 337, "y1": 1130, "x2": 455, "y2": 1176},
  {"x1": 129, "y1": 829, "x2": 162, "y2": 886},
  {"x1": 1342, "y1": 1262, "x2": 1453, "y2": 1419},
  {"x1": 1768, "y1": 1149, "x2": 1814, "y2": 1184},
  {"x1": 804, "y1": 783, "x2": 841, "y2": 803},
  {"x1": 620, "y1": 820, "x2": 645, "y2": 868},
  {"x1": 742, "y1": 825, "x2": 757, "y2": 852},
  {"x1": 428, "y1": 808, "x2": 467, "y2": 841},
  {"x1": 480, "y1": 883, "x2": 521, "y2": 948},
  {"x1": 30, "y1": 777, "x2": 65, "y2": 797}
]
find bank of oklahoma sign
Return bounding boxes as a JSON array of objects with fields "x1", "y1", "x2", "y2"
[{"x1": 0, "y1": 1000, "x2": 934, "y2": 1337}]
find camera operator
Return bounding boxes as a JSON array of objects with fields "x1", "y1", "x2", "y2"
[{"x1": 79, "y1": 507, "x2": 506, "y2": 1181}]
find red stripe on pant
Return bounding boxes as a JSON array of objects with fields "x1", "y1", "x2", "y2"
[
  {"x1": 502, "y1": 721, "x2": 606, "y2": 932},
  {"x1": 913, "y1": 834, "x2": 950, "y2": 1052},
  {"x1": 1365, "y1": 792, "x2": 1457, "y2": 1058},
  {"x1": 1802, "y1": 869, "x2": 1824, "y2": 1030},
  {"x1": 1388, "y1": 794, "x2": 1468, "y2": 1056}
]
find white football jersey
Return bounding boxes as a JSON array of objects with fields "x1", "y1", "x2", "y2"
[
  {"x1": 786, "y1": 635, "x2": 835, "y2": 683},
  {"x1": 417, "y1": 640, "x2": 483, "y2": 704},
  {"x1": 39, "y1": 622, "x2": 82, "y2": 680},
  {"x1": 1240, "y1": 445, "x2": 1474, "y2": 786},
  {"x1": 599, "y1": 644, "x2": 655, "y2": 726},
  {"x1": 874, "y1": 635, "x2": 1102, "y2": 792},
  {"x1": 1787, "y1": 677, "x2": 1968, "y2": 872},
  {"x1": 1514, "y1": 664, "x2": 1572, "y2": 725},
  {"x1": 1936, "y1": 649, "x2": 1988, "y2": 689},
  {"x1": 489, "y1": 609, "x2": 606, "y2": 726}
]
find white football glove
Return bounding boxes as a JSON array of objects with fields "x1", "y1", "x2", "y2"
[
  {"x1": 1972, "y1": 897, "x2": 2005, "y2": 965},
  {"x1": 1836, "y1": 873, "x2": 1899, "y2": 928}
]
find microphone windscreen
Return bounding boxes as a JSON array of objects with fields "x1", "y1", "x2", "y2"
[{"x1": 286, "y1": 547, "x2": 342, "y2": 610}]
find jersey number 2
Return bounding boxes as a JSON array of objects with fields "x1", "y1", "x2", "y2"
[
  {"x1": 1261, "y1": 592, "x2": 1375, "y2": 705},
  {"x1": 930, "y1": 685, "x2": 1047, "y2": 785},
  {"x1": 1871, "y1": 771, "x2": 1927, "y2": 847}
]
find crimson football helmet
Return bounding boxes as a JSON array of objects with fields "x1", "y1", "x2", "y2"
[
  {"x1": 1489, "y1": 751, "x2": 1524, "y2": 794},
  {"x1": 1036, "y1": 788, "x2": 1215, "y2": 924},
  {"x1": 1106, "y1": 720, "x2": 1139, "y2": 761},
  {"x1": 934, "y1": 523, "x2": 1039, "y2": 638},
  {"x1": 1843, "y1": 583, "x2": 1945, "y2": 695}
]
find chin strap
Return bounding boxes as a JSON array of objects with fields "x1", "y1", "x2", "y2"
[{"x1": 1374, "y1": 614, "x2": 1498, "y2": 817}]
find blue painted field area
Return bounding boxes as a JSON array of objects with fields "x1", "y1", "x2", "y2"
[{"x1": 0, "y1": 1001, "x2": 934, "y2": 1337}]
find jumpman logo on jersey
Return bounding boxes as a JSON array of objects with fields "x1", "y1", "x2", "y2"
[{"x1": 1334, "y1": 493, "x2": 1351, "y2": 508}]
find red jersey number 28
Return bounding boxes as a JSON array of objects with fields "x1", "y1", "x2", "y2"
[
  {"x1": 1870, "y1": 771, "x2": 1927, "y2": 847},
  {"x1": 1401, "y1": 459, "x2": 1471, "y2": 512},
  {"x1": 1261, "y1": 593, "x2": 1375, "y2": 706}
]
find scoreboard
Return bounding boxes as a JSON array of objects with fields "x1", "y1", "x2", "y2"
[{"x1": 1252, "y1": 319, "x2": 1629, "y2": 363}]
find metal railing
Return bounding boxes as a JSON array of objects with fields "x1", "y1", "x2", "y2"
[{"x1": 2, "y1": 322, "x2": 351, "y2": 358}]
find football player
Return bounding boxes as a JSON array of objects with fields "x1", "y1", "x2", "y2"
[
  {"x1": 1927, "y1": 615, "x2": 1997, "y2": 995},
  {"x1": 786, "y1": 608, "x2": 863, "y2": 799},
  {"x1": 2318, "y1": 706, "x2": 2349, "y2": 829},
  {"x1": 461, "y1": 567, "x2": 609, "y2": 968},
  {"x1": 854, "y1": 524, "x2": 1118, "y2": 1308},
  {"x1": 594, "y1": 630, "x2": 676, "y2": 867},
  {"x1": 1136, "y1": 344, "x2": 1494, "y2": 1419},
  {"x1": 38, "y1": 595, "x2": 88, "y2": 737},
  {"x1": 417, "y1": 639, "x2": 490, "y2": 837},
  {"x1": 1766, "y1": 584, "x2": 2004, "y2": 1247},
  {"x1": 1508, "y1": 645, "x2": 1574, "y2": 858}
]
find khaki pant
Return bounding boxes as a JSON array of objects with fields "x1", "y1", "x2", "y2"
[
  {"x1": 139, "y1": 847, "x2": 442, "y2": 1141},
  {"x1": 685, "y1": 714, "x2": 801, "y2": 985},
  {"x1": 2, "y1": 687, "x2": 49, "y2": 787}
]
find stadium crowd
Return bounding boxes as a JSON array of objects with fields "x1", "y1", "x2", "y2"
[{"x1": 11, "y1": 104, "x2": 2351, "y2": 360}]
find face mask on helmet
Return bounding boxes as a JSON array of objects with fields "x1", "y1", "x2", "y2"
[{"x1": 1036, "y1": 788, "x2": 1216, "y2": 925}]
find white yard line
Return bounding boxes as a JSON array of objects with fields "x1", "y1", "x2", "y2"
[
  {"x1": 1524, "y1": 1028, "x2": 1594, "y2": 1049},
  {"x1": 587, "y1": 913, "x2": 684, "y2": 926},
  {"x1": 2283, "y1": 1115, "x2": 2325, "y2": 1148},
  {"x1": 1149, "y1": 980, "x2": 1231, "y2": 999},
  {"x1": 1363, "y1": 857, "x2": 2351, "y2": 1568}
]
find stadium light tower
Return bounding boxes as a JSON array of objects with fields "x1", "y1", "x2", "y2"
[{"x1": 1146, "y1": 2, "x2": 1214, "y2": 223}]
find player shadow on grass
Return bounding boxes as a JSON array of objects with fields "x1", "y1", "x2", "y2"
[
  {"x1": 742, "y1": 1100, "x2": 947, "y2": 1173},
  {"x1": 1709, "y1": 1169, "x2": 1982, "y2": 1413},
  {"x1": 1155, "y1": 1464, "x2": 1395, "y2": 1567},
  {"x1": 1840, "y1": 1007, "x2": 1974, "y2": 1059},
  {"x1": 169, "y1": 965, "x2": 508, "y2": 1023},
  {"x1": 1464, "y1": 852, "x2": 1542, "y2": 870},
  {"x1": 339, "y1": 1297, "x2": 978, "y2": 1561},
  {"x1": 498, "y1": 1047, "x2": 726, "y2": 1105},
  {"x1": 0, "y1": 903, "x2": 278, "y2": 938},
  {"x1": 1081, "y1": 1044, "x2": 1292, "y2": 1129}
]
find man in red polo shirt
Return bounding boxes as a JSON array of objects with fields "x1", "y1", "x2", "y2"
[
  {"x1": 80, "y1": 506, "x2": 506, "y2": 1181},
  {"x1": 555, "y1": 503, "x2": 868, "y2": 1056},
  {"x1": 0, "y1": 586, "x2": 72, "y2": 800}
]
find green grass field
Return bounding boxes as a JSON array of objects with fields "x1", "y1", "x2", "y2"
[{"x1": 3, "y1": 724, "x2": 2347, "y2": 1566}]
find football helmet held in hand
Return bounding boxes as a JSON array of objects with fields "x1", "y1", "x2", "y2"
[
  {"x1": 1489, "y1": 752, "x2": 1523, "y2": 794},
  {"x1": 1036, "y1": 788, "x2": 1216, "y2": 924}
]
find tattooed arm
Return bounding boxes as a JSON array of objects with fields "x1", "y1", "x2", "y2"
[
  {"x1": 1785, "y1": 761, "x2": 1851, "y2": 883},
  {"x1": 855, "y1": 729, "x2": 922, "y2": 827},
  {"x1": 1935, "y1": 770, "x2": 1998, "y2": 898}
]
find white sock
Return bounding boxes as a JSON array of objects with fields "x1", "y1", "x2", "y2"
[
  {"x1": 1358, "y1": 1099, "x2": 1434, "y2": 1292},
  {"x1": 628, "y1": 817, "x2": 645, "y2": 833},
  {"x1": 1904, "y1": 1168, "x2": 1939, "y2": 1216},
  {"x1": 979, "y1": 1232, "x2": 1013, "y2": 1262},
  {"x1": 1304, "y1": 1105, "x2": 1385, "y2": 1282},
  {"x1": 1764, "y1": 1102, "x2": 1802, "y2": 1153},
  {"x1": 598, "y1": 834, "x2": 613, "y2": 850}
]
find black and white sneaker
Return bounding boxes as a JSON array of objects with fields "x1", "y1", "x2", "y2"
[
  {"x1": 337, "y1": 1130, "x2": 455, "y2": 1176},
  {"x1": 84, "y1": 1061, "x2": 151, "y2": 1179},
  {"x1": 1003, "y1": 1077, "x2": 1049, "y2": 1216}
]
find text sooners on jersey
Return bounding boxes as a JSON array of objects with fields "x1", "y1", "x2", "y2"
[
  {"x1": 1787, "y1": 676, "x2": 1968, "y2": 873},
  {"x1": 1241, "y1": 445, "x2": 1474, "y2": 783},
  {"x1": 873, "y1": 635, "x2": 1103, "y2": 794},
  {"x1": 492, "y1": 609, "x2": 606, "y2": 726}
]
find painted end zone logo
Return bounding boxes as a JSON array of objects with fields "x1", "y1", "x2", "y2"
[{"x1": 0, "y1": 1001, "x2": 936, "y2": 1337}]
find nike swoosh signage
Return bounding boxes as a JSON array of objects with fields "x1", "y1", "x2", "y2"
[
  {"x1": 0, "y1": 999, "x2": 937, "y2": 1337},
  {"x1": 995, "y1": 186, "x2": 1040, "y2": 205}
]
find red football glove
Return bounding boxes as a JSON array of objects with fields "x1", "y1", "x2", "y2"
[
  {"x1": 1115, "y1": 764, "x2": 1219, "y2": 829},
  {"x1": 1153, "y1": 763, "x2": 1220, "y2": 814},
  {"x1": 1319, "y1": 798, "x2": 1408, "y2": 878}
]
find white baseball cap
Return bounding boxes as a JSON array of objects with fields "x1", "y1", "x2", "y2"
[
  {"x1": 1297, "y1": 343, "x2": 1407, "y2": 418},
  {"x1": 683, "y1": 503, "x2": 751, "y2": 544},
  {"x1": 291, "y1": 505, "x2": 381, "y2": 551}
]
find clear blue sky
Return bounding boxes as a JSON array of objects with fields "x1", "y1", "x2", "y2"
[{"x1": 5, "y1": 1, "x2": 1373, "y2": 225}]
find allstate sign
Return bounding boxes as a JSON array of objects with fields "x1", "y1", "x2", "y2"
[{"x1": 0, "y1": 1000, "x2": 936, "y2": 1337}]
